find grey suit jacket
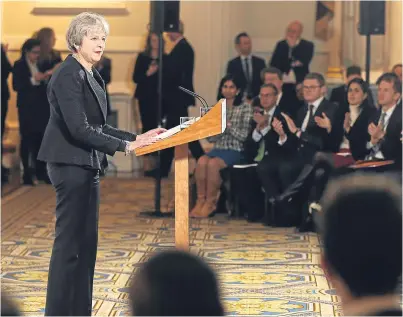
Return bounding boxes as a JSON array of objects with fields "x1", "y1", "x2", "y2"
[{"x1": 38, "y1": 55, "x2": 136, "y2": 172}]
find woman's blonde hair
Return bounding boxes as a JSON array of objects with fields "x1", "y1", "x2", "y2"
[{"x1": 66, "y1": 12, "x2": 109, "y2": 52}]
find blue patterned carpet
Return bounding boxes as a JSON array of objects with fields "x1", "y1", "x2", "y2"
[{"x1": 1, "y1": 177, "x2": 341, "y2": 316}]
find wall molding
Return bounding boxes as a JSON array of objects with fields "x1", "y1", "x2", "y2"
[{"x1": 31, "y1": 1, "x2": 129, "y2": 16}]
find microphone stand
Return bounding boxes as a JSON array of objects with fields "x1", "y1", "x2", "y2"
[{"x1": 140, "y1": 31, "x2": 173, "y2": 218}]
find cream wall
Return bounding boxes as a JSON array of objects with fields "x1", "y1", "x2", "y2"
[
  {"x1": 2, "y1": 0, "x2": 333, "y2": 127},
  {"x1": 2, "y1": 1, "x2": 402, "y2": 129}
]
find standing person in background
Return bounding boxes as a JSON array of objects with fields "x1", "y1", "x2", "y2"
[
  {"x1": 1, "y1": 43, "x2": 12, "y2": 184},
  {"x1": 270, "y1": 21, "x2": 314, "y2": 96},
  {"x1": 224, "y1": 33, "x2": 266, "y2": 103},
  {"x1": 392, "y1": 63, "x2": 402, "y2": 82},
  {"x1": 146, "y1": 21, "x2": 205, "y2": 179},
  {"x1": 37, "y1": 12, "x2": 165, "y2": 315},
  {"x1": 132, "y1": 32, "x2": 166, "y2": 134},
  {"x1": 31, "y1": 27, "x2": 62, "y2": 183},
  {"x1": 12, "y1": 39, "x2": 51, "y2": 185},
  {"x1": 35, "y1": 27, "x2": 62, "y2": 78},
  {"x1": 95, "y1": 55, "x2": 112, "y2": 116}
]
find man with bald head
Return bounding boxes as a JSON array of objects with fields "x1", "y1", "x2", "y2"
[{"x1": 270, "y1": 21, "x2": 314, "y2": 86}]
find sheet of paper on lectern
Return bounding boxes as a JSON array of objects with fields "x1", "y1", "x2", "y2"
[
  {"x1": 221, "y1": 98, "x2": 227, "y2": 133},
  {"x1": 156, "y1": 118, "x2": 200, "y2": 140}
]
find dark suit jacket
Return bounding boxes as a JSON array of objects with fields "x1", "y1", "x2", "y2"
[
  {"x1": 38, "y1": 55, "x2": 136, "y2": 173},
  {"x1": 1, "y1": 45, "x2": 12, "y2": 102},
  {"x1": 243, "y1": 105, "x2": 294, "y2": 163},
  {"x1": 225, "y1": 55, "x2": 266, "y2": 99},
  {"x1": 282, "y1": 99, "x2": 338, "y2": 161},
  {"x1": 165, "y1": 38, "x2": 195, "y2": 111},
  {"x1": 270, "y1": 39, "x2": 314, "y2": 83},
  {"x1": 343, "y1": 102, "x2": 377, "y2": 160},
  {"x1": 365, "y1": 103, "x2": 402, "y2": 167},
  {"x1": 95, "y1": 56, "x2": 112, "y2": 115},
  {"x1": 12, "y1": 57, "x2": 49, "y2": 133},
  {"x1": 330, "y1": 84, "x2": 375, "y2": 112}
]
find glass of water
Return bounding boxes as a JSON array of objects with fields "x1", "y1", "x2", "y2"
[{"x1": 180, "y1": 117, "x2": 197, "y2": 130}]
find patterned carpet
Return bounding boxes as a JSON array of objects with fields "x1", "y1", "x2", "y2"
[{"x1": 1, "y1": 177, "x2": 341, "y2": 316}]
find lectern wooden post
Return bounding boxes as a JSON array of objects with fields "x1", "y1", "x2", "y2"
[{"x1": 135, "y1": 99, "x2": 226, "y2": 250}]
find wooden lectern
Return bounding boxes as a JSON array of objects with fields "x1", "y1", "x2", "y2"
[{"x1": 135, "y1": 99, "x2": 226, "y2": 250}]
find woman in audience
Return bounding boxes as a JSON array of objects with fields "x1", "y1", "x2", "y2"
[
  {"x1": 12, "y1": 38, "x2": 50, "y2": 185},
  {"x1": 35, "y1": 27, "x2": 62, "y2": 78},
  {"x1": 132, "y1": 32, "x2": 166, "y2": 133},
  {"x1": 190, "y1": 74, "x2": 253, "y2": 218},
  {"x1": 277, "y1": 78, "x2": 377, "y2": 214},
  {"x1": 130, "y1": 250, "x2": 224, "y2": 316}
]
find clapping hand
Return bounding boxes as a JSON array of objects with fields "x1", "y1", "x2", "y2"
[
  {"x1": 281, "y1": 112, "x2": 297, "y2": 134},
  {"x1": 315, "y1": 112, "x2": 332, "y2": 133},
  {"x1": 368, "y1": 122, "x2": 385, "y2": 145},
  {"x1": 272, "y1": 117, "x2": 285, "y2": 137}
]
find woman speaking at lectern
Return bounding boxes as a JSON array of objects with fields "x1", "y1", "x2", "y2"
[{"x1": 38, "y1": 12, "x2": 164, "y2": 316}]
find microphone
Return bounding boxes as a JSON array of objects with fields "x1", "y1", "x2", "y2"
[{"x1": 178, "y1": 86, "x2": 210, "y2": 114}]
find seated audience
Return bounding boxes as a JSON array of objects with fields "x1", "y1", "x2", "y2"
[
  {"x1": 330, "y1": 65, "x2": 375, "y2": 110},
  {"x1": 223, "y1": 32, "x2": 266, "y2": 102},
  {"x1": 304, "y1": 72, "x2": 401, "y2": 218},
  {"x1": 190, "y1": 74, "x2": 253, "y2": 218},
  {"x1": 318, "y1": 174, "x2": 402, "y2": 316},
  {"x1": 130, "y1": 250, "x2": 224, "y2": 316},
  {"x1": 266, "y1": 73, "x2": 341, "y2": 226},
  {"x1": 270, "y1": 21, "x2": 314, "y2": 91},
  {"x1": 276, "y1": 78, "x2": 377, "y2": 229}
]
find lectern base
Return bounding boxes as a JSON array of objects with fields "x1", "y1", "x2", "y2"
[{"x1": 139, "y1": 211, "x2": 174, "y2": 218}]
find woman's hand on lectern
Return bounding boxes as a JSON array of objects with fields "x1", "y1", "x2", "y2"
[
  {"x1": 128, "y1": 136, "x2": 158, "y2": 151},
  {"x1": 140, "y1": 127, "x2": 167, "y2": 138}
]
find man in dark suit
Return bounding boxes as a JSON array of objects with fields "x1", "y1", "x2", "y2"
[
  {"x1": 330, "y1": 65, "x2": 375, "y2": 111},
  {"x1": 151, "y1": 21, "x2": 205, "y2": 178},
  {"x1": 264, "y1": 73, "x2": 340, "y2": 226},
  {"x1": 231, "y1": 83, "x2": 294, "y2": 222},
  {"x1": 225, "y1": 32, "x2": 266, "y2": 101},
  {"x1": 254, "y1": 67, "x2": 303, "y2": 118},
  {"x1": 1, "y1": 43, "x2": 12, "y2": 184},
  {"x1": 270, "y1": 21, "x2": 314, "y2": 86},
  {"x1": 364, "y1": 73, "x2": 402, "y2": 168}
]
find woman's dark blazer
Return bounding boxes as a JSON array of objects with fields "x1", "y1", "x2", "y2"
[
  {"x1": 344, "y1": 100, "x2": 377, "y2": 160},
  {"x1": 38, "y1": 55, "x2": 136, "y2": 173}
]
